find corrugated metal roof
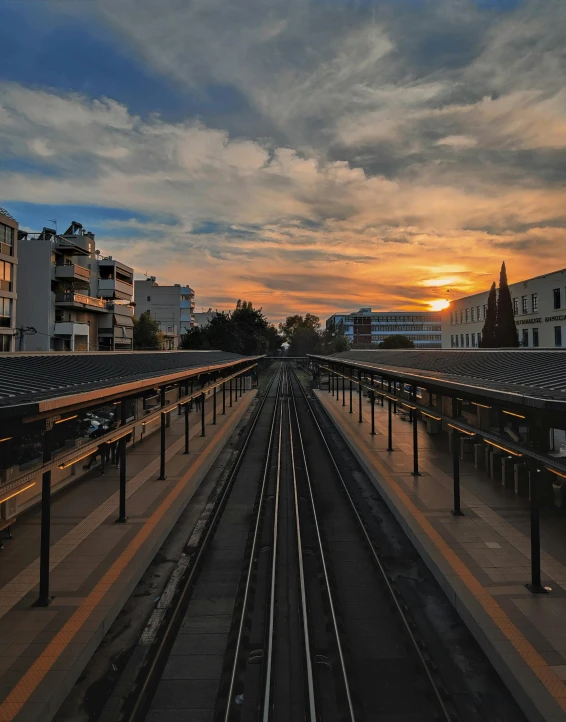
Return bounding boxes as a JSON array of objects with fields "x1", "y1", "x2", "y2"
[
  {"x1": 311, "y1": 349, "x2": 566, "y2": 408},
  {"x1": 0, "y1": 350, "x2": 254, "y2": 411}
]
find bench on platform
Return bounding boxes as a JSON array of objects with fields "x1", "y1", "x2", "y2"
[{"x1": 0, "y1": 517, "x2": 15, "y2": 549}]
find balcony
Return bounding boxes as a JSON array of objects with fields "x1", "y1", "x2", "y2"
[
  {"x1": 54, "y1": 322, "x2": 90, "y2": 337},
  {"x1": 55, "y1": 292, "x2": 107, "y2": 312},
  {"x1": 54, "y1": 263, "x2": 91, "y2": 284},
  {"x1": 97, "y1": 278, "x2": 133, "y2": 301}
]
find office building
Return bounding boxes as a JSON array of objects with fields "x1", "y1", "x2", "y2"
[
  {"x1": 442, "y1": 267, "x2": 566, "y2": 348},
  {"x1": 134, "y1": 277, "x2": 195, "y2": 349},
  {"x1": 17, "y1": 221, "x2": 134, "y2": 351},
  {"x1": 0, "y1": 208, "x2": 17, "y2": 352},
  {"x1": 326, "y1": 307, "x2": 442, "y2": 348}
]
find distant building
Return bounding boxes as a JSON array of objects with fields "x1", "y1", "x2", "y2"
[
  {"x1": 442, "y1": 267, "x2": 566, "y2": 349},
  {"x1": 194, "y1": 309, "x2": 218, "y2": 328},
  {"x1": 0, "y1": 208, "x2": 17, "y2": 352},
  {"x1": 134, "y1": 277, "x2": 195, "y2": 349},
  {"x1": 17, "y1": 221, "x2": 134, "y2": 352},
  {"x1": 326, "y1": 307, "x2": 442, "y2": 348}
]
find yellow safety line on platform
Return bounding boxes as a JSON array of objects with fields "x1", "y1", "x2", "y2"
[
  {"x1": 320, "y1": 393, "x2": 566, "y2": 712},
  {"x1": 0, "y1": 394, "x2": 254, "y2": 722}
]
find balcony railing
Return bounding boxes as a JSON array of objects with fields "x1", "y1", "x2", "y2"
[
  {"x1": 55, "y1": 292, "x2": 106, "y2": 310},
  {"x1": 55, "y1": 263, "x2": 91, "y2": 283}
]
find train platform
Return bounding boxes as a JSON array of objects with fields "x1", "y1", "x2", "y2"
[
  {"x1": 317, "y1": 388, "x2": 566, "y2": 722},
  {"x1": 0, "y1": 388, "x2": 256, "y2": 722}
]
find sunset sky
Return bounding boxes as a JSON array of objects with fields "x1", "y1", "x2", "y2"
[{"x1": 1, "y1": 0, "x2": 565, "y2": 323}]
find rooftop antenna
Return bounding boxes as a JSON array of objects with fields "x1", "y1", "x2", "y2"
[{"x1": 47, "y1": 218, "x2": 57, "y2": 233}]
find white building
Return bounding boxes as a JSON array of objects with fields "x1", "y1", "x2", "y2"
[
  {"x1": 134, "y1": 277, "x2": 195, "y2": 349},
  {"x1": 442, "y1": 267, "x2": 566, "y2": 348},
  {"x1": 0, "y1": 209, "x2": 17, "y2": 352},
  {"x1": 194, "y1": 309, "x2": 217, "y2": 328},
  {"x1": 17, "y1": 221, "x2": 134, "y2": 352},
  {"x1": 326, "y1": 307, "x2": 442, "y2": 348}
]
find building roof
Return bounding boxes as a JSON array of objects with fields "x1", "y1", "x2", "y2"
[
  {"x1": 310, "y1": 349, "x2": 566, "y2": 410},
  {"x1": 0, "y1": 350, "x2": 259, "y2": 418}
]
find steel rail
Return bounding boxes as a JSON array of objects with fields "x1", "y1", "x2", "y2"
[
  {"x1": 291, "y1": 366, "x2": 453, "y2": 722},
  {"x1": 289, "y1": 367, "x2": 356, "y2": 722},
  {"x1": 124, "y1": 365, "x2": 281, "y2": 722},
  {"x1": 222, "y1": 366, "x2": 284, "y2": 722},
  {"x1": 287, "y1": 364, "x2": 318, "y2": 722}
]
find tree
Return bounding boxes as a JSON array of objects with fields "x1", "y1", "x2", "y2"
[
  {"x1": 321, "y1": 320, "x2": 350, "y2": 353},
  {"x1": 133, "y1": 311, "x2": 161, "y2": 349},
  {"x1": 279, "y1": 314, "x2": 322, "y2": 356},
  {"x1": 378, "y1": 335, "x2": 415, "y2": 349},
  {"x1": 496, "y1": 261, "x2": 519, "y2": 347},
  {"x1": 180, "y1": 301, "x2": 282, "y2": 355},
  {"x1": 479, "y1": 282, "x2": 497, "y2": 348}
]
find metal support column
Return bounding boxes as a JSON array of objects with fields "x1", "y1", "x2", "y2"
[
  {"x1": 371, "y1": 392, "x2": 376, "y2": 435},
  {"x1": 342, "y1": 373, "x2": 346, "y2": 406},
  {"x1": 222, "y1": 382, "x2": 226, "y2": 415},
  {"x1": 451, "y1": 430, "x2": 463, "y2": 516},
  {"x1": 158, "y1": 388, "x2": 166, "y2": 480},
  {"x1": 358, "y1": 378, "x2": 363, "y2": 423},
  {"x1": 387, "y1": 398, "x2": 394, "y2": 452},
  {"x1": 411, "y1": 384, "x2": 420, "y2": 476},
  {"x1": 230, "y1": 377, "x2": 233, "y2": 407},
  {"x1": 526, "y1": 467, "x2": 549, "y2": 593},
  {"x1": 117, "y1": 399, "x2": 128, "y2": 523},
  {"x1": 201, "y1": 392, "x2": 206, "y2": 437},
  {"x1": 213, "y1": 385, "x2": 217, "y2": 425},
  {"x1": 349, "y1": 376, "x2": 353, "y2": 413},
  {"x1": 36, "y1": 427, "x2": 53, "y2": 606},
  {"x1": 184, "y1": 402, "x2": 190, "y2": 454}
]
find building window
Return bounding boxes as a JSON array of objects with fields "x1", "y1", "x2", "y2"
[
  {"x1": 465, "y1": 333, "x2": 470, "y2": 347},
  {"x1": 483, "y1": 304, "x2": 488, "y2": 319},
  {"x1": 0, "y1": 261, "x2": 13, "y2": 292},
  {"x1": 477, "y1": 332, "x2": 482, "y2": 346},
  {"x1": 555, "y1": 326, "x2": 562, "y2": 347},
  {"x1": 512, "y1": 298, "x2": 518, "y2": 315},
  {"x1": 471, "y1": 308, "x2": 475, "y2": 322},
  {"x1": 471, "y1": 332, "x2": 476, "y2": 346},
  {"x1": 450, "y1": 335, "x2": 454, "y2": 347},
  {"x1": 450, "y1": 312, "x2": 454, "y2": 325},
  {"x1": 0, "y1": 334, "x2": 11, "y2": 352},
  {"x1": 521, "y1": 296, "x2": 528, "y2": 314},
  {"x1": 465, "y1": 309, "x2": 469, "y2": 323},
  {"x1": 147, "y1": 296, "x2": 151, "y2": 302},
  {"x1": 477, "y1": 305, "x2": 481, "y2": 320},
  {"x1": 460, "y1": 334, "x2": 464, "y2": 347},
  {"x1": 533, "y1": 328, "x2": 539, "y2": 347},
  {"x1": 0, "y1": 298, "x2": 12, "y2": 327},
  {"x1": 0, "y1": 223, "x2": 14, "y2": 257},
  {"x1": 532, "y1": 293, "x2": 538, "y2": 312},
  {"x1": 522, "y1": 329, "x2": 529, "y2": 347},
  {"x1": 459, "y1": 310, "x2": 463, "y2": 323},
  {"x1": 554, "y1": 289, "x2": 561, "y2": 309}
]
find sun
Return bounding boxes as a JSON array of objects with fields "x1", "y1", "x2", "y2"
[{"x1": 429, "y1": 299, "x2": 450, "y2": 311}]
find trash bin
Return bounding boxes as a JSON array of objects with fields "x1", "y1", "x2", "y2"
[
  {"x1": 501, "y1": 456, "x2": 515, "y2": 487},
  {"x1": 489, "y1": 451, "x2": 504, "y2": 481}
]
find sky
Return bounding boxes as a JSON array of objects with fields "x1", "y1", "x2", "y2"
[{"x1": 1, "y1": 0, "x2": 565, "y2": 323}]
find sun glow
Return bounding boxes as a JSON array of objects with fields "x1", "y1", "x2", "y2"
[{"x1": 429, "y1": 299, "x2": 450, "y2": 311}]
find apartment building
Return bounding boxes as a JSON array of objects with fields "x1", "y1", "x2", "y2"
[
  {"x1": 194, "y1": 309, "x2": 217, "y2": 328},
  {"x1": 134, "y1": 277, "x2": 195, "y2": 349},
  {"x1": 442, "y1": 267, "x2": 566, "y2": 348},
  {"x1": 326, "y1": 307, "x2": 442, "y2": 348},
  {"x1": 17, "y1": 221, "x2": 134, "y2": 351},
  {"x1": 0, "y1": 209, "x2": 17, "y2": 352}
]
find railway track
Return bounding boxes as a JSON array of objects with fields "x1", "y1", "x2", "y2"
[{"x1": 125, "y1": 361, "x2": 525, "y2": 722}]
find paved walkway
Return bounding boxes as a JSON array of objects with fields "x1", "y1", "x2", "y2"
[
  {"x1": 0, "y1": 390, "x2": 256, "y2": 722},
  {"x1": 317, "y1": 387, "x2": 566, "y2": 722}
]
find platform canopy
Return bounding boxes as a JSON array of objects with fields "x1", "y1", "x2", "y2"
[
  {"x1": 309, "y1": 349, "x2": 566, "y2": 411},
  {"x1": 0, "y1": 350, "x2": 261, "y2": 419}
]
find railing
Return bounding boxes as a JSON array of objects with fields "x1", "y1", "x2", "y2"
[
  {"x1": 55, "y1": 292, "x2": 106, "y2": 310},
  {"x1": 55, "y1": 263, "x2": 91, "y2": 281}
]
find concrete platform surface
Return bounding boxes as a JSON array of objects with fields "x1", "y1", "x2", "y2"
[
  {"x1": 317, "y1": 388, "x2": 566, "y2": 722},
  {"x1": 0, "y1": 390, "x2": 256, "y2": 722}
]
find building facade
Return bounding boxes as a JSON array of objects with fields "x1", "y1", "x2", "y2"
[
  {"x1": 442, "y1": 267, "x2": 566, "y2": 349},
  {"x1": 0, "y1": 209, "x2": 17, "y2": 352},
  {"x1": 326, "y1": 307, "x2": 442, "y2": 348},
  {"x1": 134, "y1": 278, "x2": 195, "y2": 349},
  {"x1": 17, "y1": 221, "x2": 134, "y2": 352},
  {"x1": 194, "y1": 309, "x2": 217, "y2": 328}
]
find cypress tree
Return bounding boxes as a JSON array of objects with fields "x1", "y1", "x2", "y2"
[
  {"x1": 496, "y1": 261, "x2": 519, "y2": 347},
  {"x1": 480, "y1": 282, "x2": 497, "y2": 348}
]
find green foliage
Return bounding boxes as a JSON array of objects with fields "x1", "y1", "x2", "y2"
[
  {"x1": 378, "y1": 335, "x2": 415, "y2": 349},
  {"x1": 279, "y1": 315, "x2": 350, "y2": 355},
  {"x1": 480, "y1": 282, "x2": 497, "y2": 348},
  {"x1": 133, "y1": 311, "x2": 161, "y2": 349},
  {"x1": 496, "y1": 262, "x2": 519, "y2": 347},
  {"x1": 180, "y1": 300, "x2": 282, "y2": 355}
]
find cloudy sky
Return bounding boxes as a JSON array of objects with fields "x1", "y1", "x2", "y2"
[{"x1": 1, "y1": 0, "x2": 565, "y2": 322}]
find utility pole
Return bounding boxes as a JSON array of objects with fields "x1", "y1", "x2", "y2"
[{"x1": 15, "y1": 326, "x2": 37, "y2": 352}]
